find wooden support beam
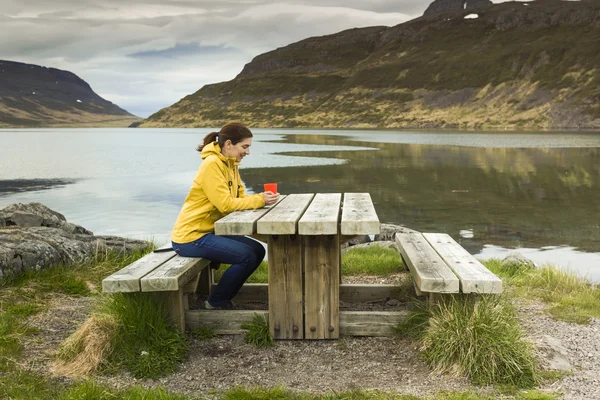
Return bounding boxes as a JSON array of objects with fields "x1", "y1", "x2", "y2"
[
  {"x1": 185, "y1": 310, "x2": 409, "y2": 337},
  {"x1": 304, "y1": 234, "x2": 340, "y2": 339},
  {"x1": 229, "y1": 283, "x2": 407, "y2": 303},
  {"x1": 267, "y1": 234, "x2": 304, "y2": 339}
]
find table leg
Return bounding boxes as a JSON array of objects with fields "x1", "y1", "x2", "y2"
[
  {"x1": 304, "y1": 234, "x2": 340, "y2": 339},
  {"x1": 268, "y1": 234, "x2": 304, "y2": 339}
]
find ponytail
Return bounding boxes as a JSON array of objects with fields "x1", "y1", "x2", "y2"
[
  {"x1": 196, "y1": 132, "x2": 219, "y2": 152},
  {"x1": 196, "y1": 122, "x2": 253, "y2": 153}
]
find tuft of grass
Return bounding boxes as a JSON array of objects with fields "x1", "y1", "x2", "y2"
[
  {"x1": 191, "y1": 325, "x2": 217, "y2": 341},
  {"x1": 342, "y1": 246, "x2": 404, "y2": 276},
  {"x1": 100, "y1": 293, "x2": 188, "y2": 379},
  {"x1": 485, "y1": 260, "x2": 600, "y2": 324},
  {"x1": 54, "y1": 313, "x2": 118, "y2": 377},
  {"x1": 55, "y1": 292, "x2": 187, "y2": 380},
  {"x1": 6, "y1": 303, "x2": 43, "y2": 317},
  {"x1": 241, "y1": 313, "x2": 273, "y2": 348},
  {"x1": 396, "y1": 295, "x2": 538, "y2": 388},
  {"x1": 0, "y1": 312, "x2": 26, "y2": 368}
]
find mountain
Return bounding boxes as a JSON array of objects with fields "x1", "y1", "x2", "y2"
[
  {"x1": 0, "y1": 60, "x2": 140, "y2": 128},
  {"x1": 139, "y1": 0, "x2": 600, "y2": 130}
]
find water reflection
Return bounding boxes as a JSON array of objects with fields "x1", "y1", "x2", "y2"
[{"x1": 242, "y1": 134, "x2": 600, "y2": 254}]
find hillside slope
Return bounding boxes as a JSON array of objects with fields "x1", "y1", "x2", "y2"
[
  {"x1": 0, "y1": 60, "x2": 140, "y2": 128},
  {"x1": 140, "y1": 0, "x2": 600, "y2": 130}
]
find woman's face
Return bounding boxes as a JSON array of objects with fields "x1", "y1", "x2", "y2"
[{"x1": 223, "y1": 137, "x2": 252, "y2": 163}]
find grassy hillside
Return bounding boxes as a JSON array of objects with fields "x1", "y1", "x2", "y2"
[
  {"x1": 140, "y1": 0, "x2": 600, "y2": 130},
  {"x1": 0, "y1": 60, "x2": 140, "y2": 128}
]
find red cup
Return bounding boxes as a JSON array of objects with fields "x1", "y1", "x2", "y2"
[{"x1": 263, "y1": 183, "x2": 278, "y2": 193}]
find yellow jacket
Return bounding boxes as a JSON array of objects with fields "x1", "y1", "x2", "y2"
[{"x1": 171, "y1": 142, "x2": 265, "y2": 243}]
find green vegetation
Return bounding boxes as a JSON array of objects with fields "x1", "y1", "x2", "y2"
[
  {"x1": 342, "y1": 247, "x2": 404, "y2": 276},
  {"x1": 486, "y1": 260, "x2": 600, "y2": 324},
  {"x1": 240, "y1": 313, "x2": 273, "y2": 348},
  {"x1": 57, "y1": 293, "x2": 188, "y2": 379},
  {"x1": 0, "y1": 246, "x2": 584, "y2": 400},
  {"x1": 0, "y1": 246, "x2": 154, "y2": 373},
  {"x1": 395, "y1": 295, "x2": 538, "y2": 387}
]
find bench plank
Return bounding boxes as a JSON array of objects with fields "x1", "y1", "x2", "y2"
[
  {"x1": 423, "y1": 233, "x2": 503, "y2": 294},
  {"x1": 395, "y1": 232, "x2": 459, "y2": 293},
  {"x1": 298, "y1": 193, "x2": 341, "y2": 235},
  {"x1": 102, "y1": 251, "x2": 176, "y2": 293},
  {"x1": 140, "y1": 257, "x2": 210, "y2": 292},
  {"x1": 341, "y1": 193, "x2": 380, "y2": 235},
  {"x1": 257, "y1": 193, "x2": 314, "y2": 235},
  {"x1": 214, "y1": 195, "x2": 287, "y2": 235}
]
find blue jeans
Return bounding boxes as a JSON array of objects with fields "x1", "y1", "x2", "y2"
[{"x1": 171, "y1": 235, "x2": 265, "y2": 307}]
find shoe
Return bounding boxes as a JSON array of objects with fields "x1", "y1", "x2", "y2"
[{"x1": 204, "y1": 300, "x2": 235, "y2": 310}]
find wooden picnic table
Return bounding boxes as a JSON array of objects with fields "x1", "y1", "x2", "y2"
[{"x1": 214, "y1": 193, "x2": 380, "y2": 340}]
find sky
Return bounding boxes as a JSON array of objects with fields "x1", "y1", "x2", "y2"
[{"x1": 1, "y1": 0, "x2": 511, "y2": 118}]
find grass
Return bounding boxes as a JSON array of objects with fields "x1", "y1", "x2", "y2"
[
  {"x1": 395, "y1": 295, "x2": 538, "y2": 388},
  {"x1": 0, "y1": 375, "x2": 560, "y2": 400},
  {"x1": 484, "y1": 259, "x2": 600, "y2": 324},
  {"x1": 56, "y1": 293, "x2": 188, "y2": 379},
  {"x1": 342, "y1": 247, "x2": 404, "y2": 276},
  {"x1": 0, "y1": 246, "x2": 155, "y2": 372},
  {"x1": 1, "y1": 244, "x2": 155, "y2": 295},
  {"x1": 213, "y1": 247, "x2": 405, "y2": 284},
  {"x1": 0, "y1": 245, "x2": 581, "y2": 399},
  {"x1": 240, "y1": 313, "x2": 273, "y2": 348}
]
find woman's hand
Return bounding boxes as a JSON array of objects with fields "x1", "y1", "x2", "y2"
[{"x1": 262, "y1": 191, "x2": 280, "y2": 206}]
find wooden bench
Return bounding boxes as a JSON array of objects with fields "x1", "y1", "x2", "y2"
[
  {"x1": 102, "y1": 247, "x2": 212, "y2": 332},
  {"x1": 395, "y1": 229, "x2": 502, "y2": 301}
]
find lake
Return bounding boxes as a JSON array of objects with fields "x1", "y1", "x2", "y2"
[{"x1": 1, "y1": 128, "x2": 599, "y2": 282}]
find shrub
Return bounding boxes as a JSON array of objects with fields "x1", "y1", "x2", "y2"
[{"x1": 396, "y1": 295, "x2": 538, "y2": 387}]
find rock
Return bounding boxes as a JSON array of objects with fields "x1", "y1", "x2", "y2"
[
  {"x1": 0, "y1": 202, "x2": 92, "y2": 234},
  {"x1": 374, "y1": 223, "x2": 419, "y2": 242},
  {"x1": 466, "y1": 0, "x2": 493, "y2": 11},
  {"x1": 340, "y1": 235, "x2": 371, "y2": 249},
  {"x1": 0, "y1": 203, "x2": 150, "y2": 278},
  {"x1": 342, "y1": 241, "x2": 397, "y2": 254},
  {"x1": 539, "y1": 335, "x2": 572, "y2": 371},
  {"x1": 500, "y1": 252, "x2": 536, "y2": 275}
]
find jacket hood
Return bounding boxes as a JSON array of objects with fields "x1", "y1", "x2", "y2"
[{"x1": 201, "y1": 142, "x2": 238, "y2": 164}]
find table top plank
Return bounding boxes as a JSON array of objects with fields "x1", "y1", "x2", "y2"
[
  {"x1": 257, "y1": 194, "x2": 315, "y2": 235},
  {"x1": 341, "y1": 193, "x2": 380, "y2": 235},
  {"x1": 215, "y1": 195, "x2": 287, "y2": 235},
  {"x1": 298, "y1": 193, "x2": 341, "y2": 235},
  {"x1": 423, "y1": 233, "x2": 503, "y2": 294}
]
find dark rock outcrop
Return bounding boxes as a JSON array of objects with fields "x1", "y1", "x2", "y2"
[{"x1": 0, "y1": 203, "x2": 149, "y2": 278}]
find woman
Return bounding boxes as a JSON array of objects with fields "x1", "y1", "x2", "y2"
[{"x1": 171, "y1": 122, "x2": 279, "y2": 309}]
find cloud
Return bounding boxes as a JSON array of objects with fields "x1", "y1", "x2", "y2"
[{"x1": 0, "y1": 1, "x2": 438, "y2": 117}]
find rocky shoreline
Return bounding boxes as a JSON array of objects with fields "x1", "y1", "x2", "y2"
[{"x1": 0, "y1": 202, "x2": 149, "y2": 278}]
